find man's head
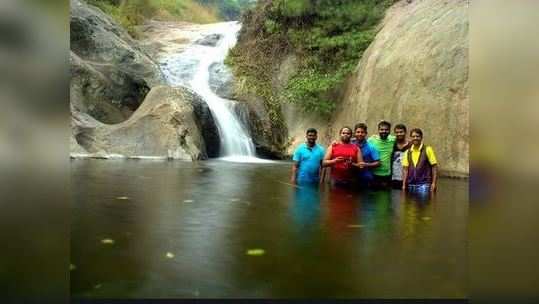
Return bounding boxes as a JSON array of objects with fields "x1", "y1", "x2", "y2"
[
  {"x1": 377, "y1": 120, "x2": 391, "y2": 140},
  {"x1": 305, "y1": 128, "x2": 317, "y2": 146},
  {"x1": 394, "y1": 123, "x2": 407, "y2": 142},
  {"x1": 354, "y1": 123, "x2": 368, "y2": 141},
  {"x1": 339, "y1": 126, "x2": 353, "y2": 143},
  {"x1": 410, "y1": 128, "x2": 423, "y2": 146}
]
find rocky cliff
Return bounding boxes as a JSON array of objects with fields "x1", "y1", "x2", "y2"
[
  {"x1": 70, "y1": 0, "x2": 165, "y2": 124},
  {"x1": 233, "y1": 0, "x2": 469, "y2": 176},
  {"x1": 335, "y1": 0, "x2": 469, "y2": 177},
  {"x1": 70, "y1": 0, "x2": 220, "y2": 159}
]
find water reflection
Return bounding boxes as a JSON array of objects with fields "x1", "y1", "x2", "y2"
[
  {"x1": 71, "y1": 160, "x2": 467, "y2": 298},
  {"x1": 290, "y1": 184, "x2": 321, "y2": 237},
  {"x1": 326, "y1": 187, "x2": 360, "y2": 237}
]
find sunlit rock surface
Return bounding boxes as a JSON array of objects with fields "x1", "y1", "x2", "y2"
[
  {"x1": 332, "y1": 0, "x2": 469, "y2": 176},
  {"x1": 238, "y1": 0, "x2": 469, "y2": 176},
  {"x1": 71, "y1": 86, "x2": 213, "y2": 160}
]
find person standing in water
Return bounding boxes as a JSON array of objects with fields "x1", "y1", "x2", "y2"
[
  {"x1": 323, "y1": 126, "x2": 363, "y2": 188},
  {"x1": 291, "y1": 128, "x2": 326, "y2": 185},
  {"x1": 391, "y1": 124, "x2": 411, "y2": 189},
  {"x1": 351, "y1": 123, "x2": 380, "y2": 189},
  {"x1": 367, "y1": 120, "x2": 396, "y2": 189},
  {"x1": 402, "y1": 128, "x2": 438, "y2": 193}
]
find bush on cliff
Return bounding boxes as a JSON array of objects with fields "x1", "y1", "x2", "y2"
[
  {"x1": 87, "y1": 0, "x2": 220, "y2": 37},
  {"x1": 227, "y1": 0, "x2": 395, "y2": 117},
  {"x1": 198, "y1": 0, "x2": 257, "y2": 20}
]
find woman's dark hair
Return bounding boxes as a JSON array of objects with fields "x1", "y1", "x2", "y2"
[
  {"x1": 306, "y1": 128, "x2": 317, "y2": 135},
  {"x1": 354, "y1": 123, "x2": 368, "y2": 132},
  {"x1": 410, "y1": 128, "x2": 423, "y2": 137},
  {"x1": 394, "y1": 123, "x2": 407, "y2": 132}
]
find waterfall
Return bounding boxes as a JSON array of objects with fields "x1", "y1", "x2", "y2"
[{"x1": 161, "y1": 22, "x2": 266, "y2": 163}]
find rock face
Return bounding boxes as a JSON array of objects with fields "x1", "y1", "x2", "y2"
[
  {"x1": 70, "y1": 0, "x2": 164, "y2": 124},
  {"x1": 209, "y1": 62, "x2": 235, "y2": 99},
  {"x1": 195, "y1": 33, "x2": 223, "y2": 47},
  {"x1": 235, "y1": 0, "x2": 469, "y2": 175},
  {"x1": 331, "y1": 0, "x2": 469, "y2": 176},
  {"x1": 72, "y1": 86, "x2": 214, "y2": 160},
  {"x1": 184, "y1": 88, "x2": 221, "y2": 157},
  {"x1": 233, "y1": 100, "x2": 286, "y2": 159}
]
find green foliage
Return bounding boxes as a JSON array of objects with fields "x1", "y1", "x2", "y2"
[
  {"x1": 228, "y1": 0, "x2": 395, "y2": 117},
  {"x1": 263, "y1": 19, "x2": 280, "y2": 34},
  {"x1": 197, "y1": 0, "x2": 257, "y2": 20},
  {"x1": 284, "y1": 68, "x2": 338, "y2": 116},
  {"x1": 87, "y1": 0, "x2": 221, "y2": 37},
  {"x1": 87, "y1": 1, "x2": 132, "y2": 35},
  {"x1": 276, "y1": 0, "x2": 313, "y2": 17}
]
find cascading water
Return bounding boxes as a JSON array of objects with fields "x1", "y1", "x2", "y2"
[{"x1": 161, "y1": 22, "x2": 266, "y2": 163}]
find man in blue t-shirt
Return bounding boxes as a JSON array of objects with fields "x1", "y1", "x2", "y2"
[
  {"x1": 291, "y1": 128, "x2": 326, "y2": 185},
  {"x1": 351, "y1": 123, "x2": 380, "y2": 188}
]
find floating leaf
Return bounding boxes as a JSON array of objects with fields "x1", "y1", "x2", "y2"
[
  {"x1": 422, "y1": 217, "x2": 432, "y2": 221},
  {"x1": 183, "y1": 199, "x2": 194, "y2": 203},
  {"x1": 70, "y1": 264, "x2": 76, "y2": 271},
  {"x1": 101, "y1": 238, "x2": 115, "y2": 245},
  {"x1": 347, "y1": 224, "x2": 365, "y2": 228},
  {"x1": 116, "y1": 196, "x2": 129, "y2": 200},
  {"x1": 166, "y1": 252, "x2": 175, "y2": 258},
  {"x1": 229, "y1": 198, "x2": 240, "y2": 202},
  {"x1": 246, "y1": 249, "x2": 265, "y2": 256}
]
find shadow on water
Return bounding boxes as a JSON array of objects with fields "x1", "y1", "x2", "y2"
[{"x1": 71, "y1": 159, "x2": 467, "y2": 298}]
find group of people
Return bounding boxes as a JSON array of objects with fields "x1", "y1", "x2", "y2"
[{"x1": 291, "y1": 120, "x2": 438, "y2": 193}]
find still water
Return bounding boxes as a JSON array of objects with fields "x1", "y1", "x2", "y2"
[{"x1": 71, "y1": 159, "x2": 467, "y2": 298}]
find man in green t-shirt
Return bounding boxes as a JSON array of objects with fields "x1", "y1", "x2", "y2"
[{"x1": 367, "y1": 120, "x2": 396, "y2": 189}]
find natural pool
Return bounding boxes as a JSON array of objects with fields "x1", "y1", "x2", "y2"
[{"x1": 71, "y1": 159, "x2": 467, "y2": 298}]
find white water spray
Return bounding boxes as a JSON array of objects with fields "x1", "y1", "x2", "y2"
[{"x1": 162, "y1": 22, "x2": 269, "y2": 163}]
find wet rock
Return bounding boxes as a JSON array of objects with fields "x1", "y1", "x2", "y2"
[
  {"x1": 209, "y1": 62, "x2": 235, "y2": 99},
  {"x1": 161, "y1": 58, "x2": 199, "y2": 85},
  {"x1": 233, "y1": 101, "x2": 285, "y2": 159},
  {"x1": 182, "y1": 87, "x2": 221, "y2": 158},
  {"x1": 195, "y1": 33, "x2": 223, "y2": 47}
]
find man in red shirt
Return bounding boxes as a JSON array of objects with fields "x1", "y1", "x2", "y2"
[{"x1": 323, "y1": 126, "x2": 363, "y2": 188}]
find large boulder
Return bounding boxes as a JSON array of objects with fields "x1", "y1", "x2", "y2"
[
  {"x1": 71, "y1": 86, "x2": 215, "y2": 160},
  {"x1": 330, "y1": 0, "x2": 469, "y2": 177},
  {"x1": 70, "y1": 0, "x2": 164, "y2": 124}
]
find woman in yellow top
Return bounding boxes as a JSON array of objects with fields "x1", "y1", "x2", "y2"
[{"x1": 401, "y1": 128, "x2": 438, "y2": 192}]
